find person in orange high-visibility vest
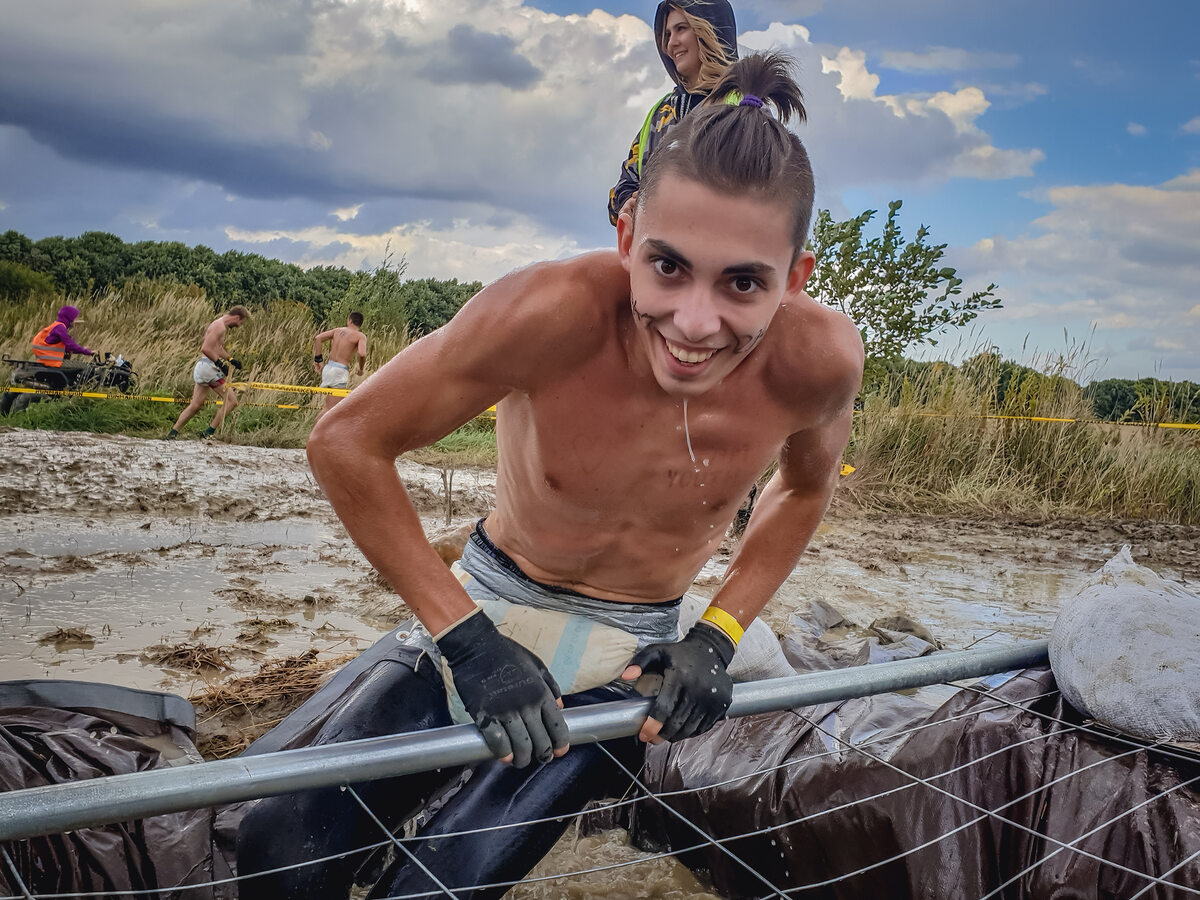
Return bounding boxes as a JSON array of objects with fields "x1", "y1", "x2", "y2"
[{"x1": 30, "y1": 306, "x2": 92, "y2": 367}]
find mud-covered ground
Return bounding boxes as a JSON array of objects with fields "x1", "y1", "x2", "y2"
[{"x1": 2, "y1": 427, "x2": 1198, "y2": 897}]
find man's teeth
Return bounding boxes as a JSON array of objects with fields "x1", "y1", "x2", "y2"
[{"x1": 666, "y1": 340, "x2": 715, "y2": 364}]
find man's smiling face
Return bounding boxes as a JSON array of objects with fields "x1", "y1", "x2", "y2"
[{"x1": 618, "y1": 172, "x2": 814, "y2": 398}]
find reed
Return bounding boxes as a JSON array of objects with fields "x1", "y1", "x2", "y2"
[{"x1": 844, "y1": 350, "x2": 1200, "y2": 524}]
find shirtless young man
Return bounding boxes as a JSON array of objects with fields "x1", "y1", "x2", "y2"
[
  {"x1": 166, "y1": 306, "x2": 247, "y2": 439},
  {"x1": 238, "y1": 54, "x2": 863, "y2": 898},
  {"x1": 311, "y1": 311, "x2": 367, "y2": 419}
]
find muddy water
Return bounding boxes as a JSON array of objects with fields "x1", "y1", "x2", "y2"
[{"x1": 2, "y1": 428, "x2": 1199, "y2": 898}]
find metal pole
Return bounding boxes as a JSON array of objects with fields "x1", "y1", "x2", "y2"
[{"x1": 0, "y1": 641, "x2": 1047, "y2": 842}]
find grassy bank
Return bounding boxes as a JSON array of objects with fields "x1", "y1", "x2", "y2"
[
  {"x1": 844, "y1": 355, "x2": 1199, "y2": 524},
  {"x1": 1, "y1": 284, "x2": 411, "y2": 446},
  {"x1": 3, "y1": 286, "x2": 1195, "y2": 523}
]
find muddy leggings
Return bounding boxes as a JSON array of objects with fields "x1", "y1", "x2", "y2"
[{"x1": 235, "y1": 648, "x2": 644, "y2": 900}]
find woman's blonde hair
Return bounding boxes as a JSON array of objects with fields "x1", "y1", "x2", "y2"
[{"x1": 661, "y1": 3, "x2": 735, "y2": 93}]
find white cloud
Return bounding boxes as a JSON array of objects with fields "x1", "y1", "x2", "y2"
[
  {"x1": 1183, "y1": 116, "x2": 1200, "y2": 134},
  {"x1": 226, "y1": 216, "x2": 596, "y2": 285},
  {"x1": 964, "y1": 170, "x2": 1200, "y2": 379},
  {"x1": 1127, "y1": 122, "x2": 1147, "y2": 136},
  {"x1": 786, "y1": 36, "x2": 1043, "y2": 182},
  {"x1": 0, "y1": 2, "x2": 1049, "y2": 287},
  {"x1": 879, "y1": 47, "x2": 1020, "y2": 72}
]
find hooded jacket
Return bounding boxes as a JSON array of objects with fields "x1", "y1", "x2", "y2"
[
  {"x1": 607, "y1": 0, "x2": 738, "y2": 224},
  {"x1": 31, "y1": 305, "x2": 91, "y2": 365}
]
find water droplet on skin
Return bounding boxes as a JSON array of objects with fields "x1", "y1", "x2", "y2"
[
  {"x1": 703, "y1": 458, "x2": 710, "y2": 467},
  {"x1": 682, "y1": 399, "x2": 695, "y2": 463}
]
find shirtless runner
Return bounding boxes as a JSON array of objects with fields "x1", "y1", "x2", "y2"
[
  {"x1": 239, "y1": 53, "x2": 863, "y2": 899},
  {"x1": 311, "y1": 311, "x2": 367, "y2": 419},
  {"x1": 166, "y1": 305, "x2": 248, "y2": 439}
]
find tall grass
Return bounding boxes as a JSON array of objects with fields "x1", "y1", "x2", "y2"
[
  {"x1": 845, "y1": 351, "x2": 1200, "y2": 524},
  {"x1": 1, "y1": 283, "x2": 411, "y2": 445},
  {"x1": 4, "y1": 287, "x2": 1196, "y2": 522}
]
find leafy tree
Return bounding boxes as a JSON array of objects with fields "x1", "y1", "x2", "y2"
[
  {"x1": 0, "y1": 230, "x2": 32, "y2": 265},
  {"x1": 401, "y1": 277, "x2": 483, "y2": 336},
  {"x1": 0, "y1": 261, "x2": 56, "y2": 299},
  {"x1": 807, "y1": 201, "x2": 1001, "y2": 375}
]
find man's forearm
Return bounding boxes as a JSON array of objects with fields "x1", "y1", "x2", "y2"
[
  {"x1": 708, "y1": 471, "x2": 834, "y2": 627},
  {"x1": 307, "y1": 422, "x2": 476, "y2": 634}
]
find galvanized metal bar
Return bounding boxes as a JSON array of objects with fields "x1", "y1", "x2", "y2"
[{"x1": 0, "y1": 640, "x2": 1048, "y2": 842}]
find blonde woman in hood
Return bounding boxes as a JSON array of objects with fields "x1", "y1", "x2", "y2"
[{"x1": 607, "y1": 0, "x2": 738, "y2": 225}]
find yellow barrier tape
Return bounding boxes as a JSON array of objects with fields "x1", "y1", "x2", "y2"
[
  {"x1": 1, "y1": 386, "x2": 315, "y2": 411},
  {"x1": 229, "y1": 380, "x2": 349, "y2": 397},
  {"x1": 5, "y1": 384, "x2": 1197, "y2": 429}
]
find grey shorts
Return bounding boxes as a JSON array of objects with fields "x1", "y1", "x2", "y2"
[
  {"x1": 320, "y1": 361, "x2": 349, "y2": 389},
  {"x1": 192, "y1": 357, "x2": 225, "y2": 387}
]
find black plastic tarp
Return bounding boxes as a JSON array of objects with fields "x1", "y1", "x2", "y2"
[
  {"x1": 628, "y1": 666, "x2": 1200, "y2": 898},
  {"x1": 0, "y1": 680, "x2": 224, "y2": 900}
]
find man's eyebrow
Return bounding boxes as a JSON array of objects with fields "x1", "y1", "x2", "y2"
[
  {"x1": 722, "y1": 261, "x2": 776, "y2": 279},
  {"x1": 645, "y1": 239, "x2": 692, "y2": 269}
]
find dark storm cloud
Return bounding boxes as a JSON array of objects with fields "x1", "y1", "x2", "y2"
[{"x1": 418, "y1": 25, "x2": 542, "y2": 88}]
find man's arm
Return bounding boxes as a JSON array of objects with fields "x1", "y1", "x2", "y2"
[
  {"x1": 625, "y1": 313, "x2": 863, "y2": 744},
  {"x1": 201, "y1": 321, "x2": 229, "y2": 362},
  {"x1": 312, "y1": 329, "x2": 334, "y2": 373},
  {"x1": 49, "y1": 323, "x2": 91, "y2": 356},
  {"x1": 307, "y1": 255, "x2": 612, "y2": 765},
  {"x1": 356, "y1": 333, "x2": 367, "y2": 376}
]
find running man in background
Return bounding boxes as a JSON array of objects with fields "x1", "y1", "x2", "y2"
[
  {"x1": 239, "y1": 54, "x2": 862, "y2": 898},
  {"x1": 311, "y1": 311, "x2": 366, "y2": 420},
  {"x1": 30, "y1": 305, "x2": 93, "y2": 367},
  {"x1": 165, "y1": 305, "x2": 248, "y2": 440}
]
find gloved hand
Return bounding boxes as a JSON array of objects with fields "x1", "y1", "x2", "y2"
[
  {"x1": 624, "y1": 622, "x2": 735, "y2": 742},
  {"x1": 228, "y1": 358, "x2": 242, "y2": 371},
  {"x1": 436, "y1": 609, "x2": 569, "y2": 768},
  {"x1": 216, "y1": 359, "x2": 229, "y2": 375}
]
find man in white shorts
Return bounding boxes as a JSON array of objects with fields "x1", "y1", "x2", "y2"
[
  {"x1": 311, "y1": 311, "x2": 367, "y2": 420},
  {"x1": 165, "y1": 305, "x2": 248, "y2": 439}
]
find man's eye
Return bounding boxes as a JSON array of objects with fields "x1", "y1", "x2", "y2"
[
  {"x1": 732, "y1": 276, "x2": 757, "y2": 293},
  {"x1": 653, "y1": 258, "x2": 678, "y2": 277}
]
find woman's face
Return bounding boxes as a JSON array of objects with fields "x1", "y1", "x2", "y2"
[{"x1": 662, "y1": 8, "x2": 701, "y2": 86}]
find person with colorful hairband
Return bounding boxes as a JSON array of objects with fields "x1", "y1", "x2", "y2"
[
  {"x1": 607, "y1": 0, "x2": 739, "y2": 225},
  {"x1": 238, "y1": 52, "x2": 862, "y2": 898}
]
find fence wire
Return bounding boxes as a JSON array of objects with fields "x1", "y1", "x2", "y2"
[{"x1": 1, "y1": 674, "x2": 1198, "y2": 900}]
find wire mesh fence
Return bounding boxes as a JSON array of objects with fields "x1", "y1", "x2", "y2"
[{"x1": 2, "y1": 645, "x2": 1198, "y2": 900}]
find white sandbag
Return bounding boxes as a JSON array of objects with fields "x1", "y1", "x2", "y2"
[
  {"x1": 679, "y1": 595, "x2": 797, "y2": 681},
  {"x1": 1049, "y1": 546, "x2": 1200, "y2": 742}
]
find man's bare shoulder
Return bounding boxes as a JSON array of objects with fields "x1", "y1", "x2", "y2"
[
  {"x1": 766, "y1": 293, "x2": 864, "y2": 418},
  {"x1": 439, "y1": 252, "x2": 625, "y2": 373}
]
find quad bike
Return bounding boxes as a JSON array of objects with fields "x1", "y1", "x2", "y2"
[{"x1": 0, "y1": 352, "x2": 138, "y2": 415}]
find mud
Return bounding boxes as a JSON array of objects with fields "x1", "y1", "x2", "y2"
[{"x1": 1, "y1": 427, "x2": 1198, "y2": 898}]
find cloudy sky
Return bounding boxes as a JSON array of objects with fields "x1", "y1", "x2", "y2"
[{"x1": 1, "y1": 0, "x2": 1197, "y2": 380}]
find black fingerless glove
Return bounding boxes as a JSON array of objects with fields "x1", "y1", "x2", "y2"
[
  {"x1": 436, "y1": 609, "x2": 569, "y2": 768},
  {"x1": 628, "y1": 622, "x2": 735, "y2": 742},
  {"x1": 228, "y1": 358, "x2": 242, "y2": 371}
]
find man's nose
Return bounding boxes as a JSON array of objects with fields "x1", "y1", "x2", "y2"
[{"x1": 673, "y1": 289, "x2": 721, "y2": 342}]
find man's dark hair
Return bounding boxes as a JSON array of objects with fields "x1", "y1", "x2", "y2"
[
  {"x1": 349, "y1": 311, "x2": 364, "y2": 327},
  {"x1": 638, "y1": 52, "x2": 814, "y2": 257},
  {"x1": 226, "y1": 304, "x2": 250, "y2": 320}
]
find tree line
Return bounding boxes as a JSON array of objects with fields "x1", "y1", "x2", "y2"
[{"x1": 0, "y1": 229, "x2": 481, "y2": 337}]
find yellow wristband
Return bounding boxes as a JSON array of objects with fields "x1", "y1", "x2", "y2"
[{"x1": 700, "y1": 606, "x2": 744, "y2": 645}]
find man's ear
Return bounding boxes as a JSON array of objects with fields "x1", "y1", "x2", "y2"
[
  {"x1": 616, "y1": 192, "x2": 638, "y2": 271},
  {"x1": 786, "y1": 250, "x2": 816, "y2": 297}
]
